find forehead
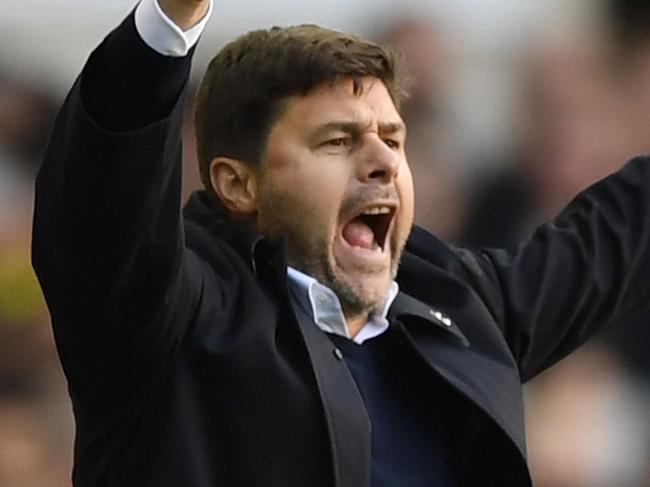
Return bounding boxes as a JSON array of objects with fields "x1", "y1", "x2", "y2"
[{"x1": 279, "y1": 77, "x2": 403, "y2": 129}]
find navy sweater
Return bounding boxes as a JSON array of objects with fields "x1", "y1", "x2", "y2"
[{"x1": 329, "y1": 326, "x2": 460, "y2": 486}]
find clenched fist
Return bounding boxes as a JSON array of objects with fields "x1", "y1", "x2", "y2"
[{"x1": 158, "y1": 0, "x2": 210, "y2": 30}]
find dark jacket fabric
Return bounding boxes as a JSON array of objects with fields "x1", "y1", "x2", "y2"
[{"x1": 32, "y1": 12, "x2": 650, "y2": 487}]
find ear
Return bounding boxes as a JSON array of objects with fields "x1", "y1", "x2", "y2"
[{"x1": 209, "y1": 157, "x2": 259, "y2": 216}]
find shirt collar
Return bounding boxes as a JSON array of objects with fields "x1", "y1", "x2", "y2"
[{"x1": 287, "y1": 266, "x2": 399, "y2": 345}]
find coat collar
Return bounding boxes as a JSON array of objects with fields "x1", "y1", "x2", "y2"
[{"x1": 183, "y1": 190, "x2": 281, "y2": 275}]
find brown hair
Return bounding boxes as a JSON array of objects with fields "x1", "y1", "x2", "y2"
[{"x1": 194, "y1": 24, "x2": 405, "y2": 190}]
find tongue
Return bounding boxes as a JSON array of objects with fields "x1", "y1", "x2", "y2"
[{"x1": 342, "y1": 220, "x2": 375, "y2": 249}]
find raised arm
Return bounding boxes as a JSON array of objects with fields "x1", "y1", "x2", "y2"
[
  {"x1": 32, "y1": 0, "x2": 212, "y2": 391},
  {"x1": 458, "y1": 157, "x2": 650, "y2": 380}
]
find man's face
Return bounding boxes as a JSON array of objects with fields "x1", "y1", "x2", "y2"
[{"x1": 256, "y1": 77, "x2": 414, "y2": 319}]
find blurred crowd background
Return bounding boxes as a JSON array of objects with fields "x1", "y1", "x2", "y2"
[{"x1": 3, "y1": 0, "x2": 650, "y2": 485}]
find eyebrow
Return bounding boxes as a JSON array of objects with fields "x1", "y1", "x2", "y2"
[
  {"x1": 312, "y1": 120, "x2": 406, "y2": 139},
  {"x1": 378, "y1": 122, "x2": 406, "y2": 135}
]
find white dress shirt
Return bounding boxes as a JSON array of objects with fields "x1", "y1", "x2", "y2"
[
  {"x1": 135, "y1": 0, "x2": 213, "y2": 56},
  {"x1": 287, "y1": 267, "x2": 399, "y2": 345}
]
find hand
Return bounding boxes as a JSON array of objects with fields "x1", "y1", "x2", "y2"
[{"x1": 158, "y1": 0, "x2": 210, "y2": 30}]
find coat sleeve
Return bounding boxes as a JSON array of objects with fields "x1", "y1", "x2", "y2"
[
  {"x1": 457, "y1": 156, "x2": 650, "y2": 381},
  {"x1": 31, "y1": 12, "x2": 208, "y2": 393}
]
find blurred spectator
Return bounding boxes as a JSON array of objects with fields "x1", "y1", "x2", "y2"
[
  {"x1": 0, "y1": 391, "x2": 72, "y2": 487},
  {"x1": 0, "y1": 74, "x2": 73, "y2": 486},
  {"x1": 526, "y1": 344, "x2": 650, "y2": 487},
  {"x1": 461, "y1": 34, "x2": 631, "y2": 248},
  {"x1": 0, "y1": 76, "x2": 57, "y2": 173}
]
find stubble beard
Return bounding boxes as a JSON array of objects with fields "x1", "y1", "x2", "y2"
[{"x1": 286, "y1": 231, "x2": 403, "y2": 320}]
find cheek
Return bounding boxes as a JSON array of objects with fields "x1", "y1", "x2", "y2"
[
  {"x1": 276, "y1": 166, "x2": 349, "y2": 215},
  {"x1": 260, "y1": 166, "x2": 348, "y2": 234},
  {"x1": 263, "y1": 142, "x2": 354, "y2": 222}
]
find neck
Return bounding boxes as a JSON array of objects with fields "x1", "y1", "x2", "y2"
[{"x1": 346, "y1": 313, "x2": 370, "y2": 338}]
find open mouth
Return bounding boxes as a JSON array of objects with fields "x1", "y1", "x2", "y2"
[{"x1": 341, "y1": 205, "x2": 395, "y2": 252}]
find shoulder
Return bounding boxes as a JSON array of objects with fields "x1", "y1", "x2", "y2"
[
  {"x1": 399, "y1": 225, "x2": 505, "y2": 320},
  {"x1": 403, "y1": 225, "x2": 487, "y2": 280}
]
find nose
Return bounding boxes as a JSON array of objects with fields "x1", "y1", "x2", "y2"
[{"x1": 358, "y1": 135, "x2": 401, "y2": 183}]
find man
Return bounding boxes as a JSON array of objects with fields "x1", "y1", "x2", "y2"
[{"x1": 32, "y1": 0, "x2": 650, "y2": 485}]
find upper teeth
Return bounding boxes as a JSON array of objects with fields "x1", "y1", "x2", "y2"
[{"x1": 362, "y1": 206, "x2": 391, "y2": 215}]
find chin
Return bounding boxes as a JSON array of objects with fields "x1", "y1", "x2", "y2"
[{"x1": 326, "y1": 265, "x2": 393, "y2": 316}]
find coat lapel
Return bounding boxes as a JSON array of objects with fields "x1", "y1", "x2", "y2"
[
  {"x1": 389, "y1": 289, "x2": 528, "y2": 459},
  {"x1": 290, "y1": 296, "x2": 372, "y2": 487}
]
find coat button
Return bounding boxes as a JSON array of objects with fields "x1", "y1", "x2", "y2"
[
  {"x1": 429, "y1": 309, "x2": 453, "y2": 327},
  {"x1": 333, "y1": 348, "x2": 344, "y2": 360},
  {"x1": 429, "y1": 309, "x2": 442, "y2": 320}
]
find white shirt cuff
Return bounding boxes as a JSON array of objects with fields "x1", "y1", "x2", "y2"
[{"x1": 135, "y1": 0, "x2": 213, "y2": 57}]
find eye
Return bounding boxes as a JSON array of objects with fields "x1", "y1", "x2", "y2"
[
  {"x1": 318, "y1": 137, "x2": 354, "y2": 151},
  {"x1": 324, "y1": 137, "x2": 350, "y2": 147},
  {"x1": 382, "y1": 138, "x2": 401, "y2": 150}
]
